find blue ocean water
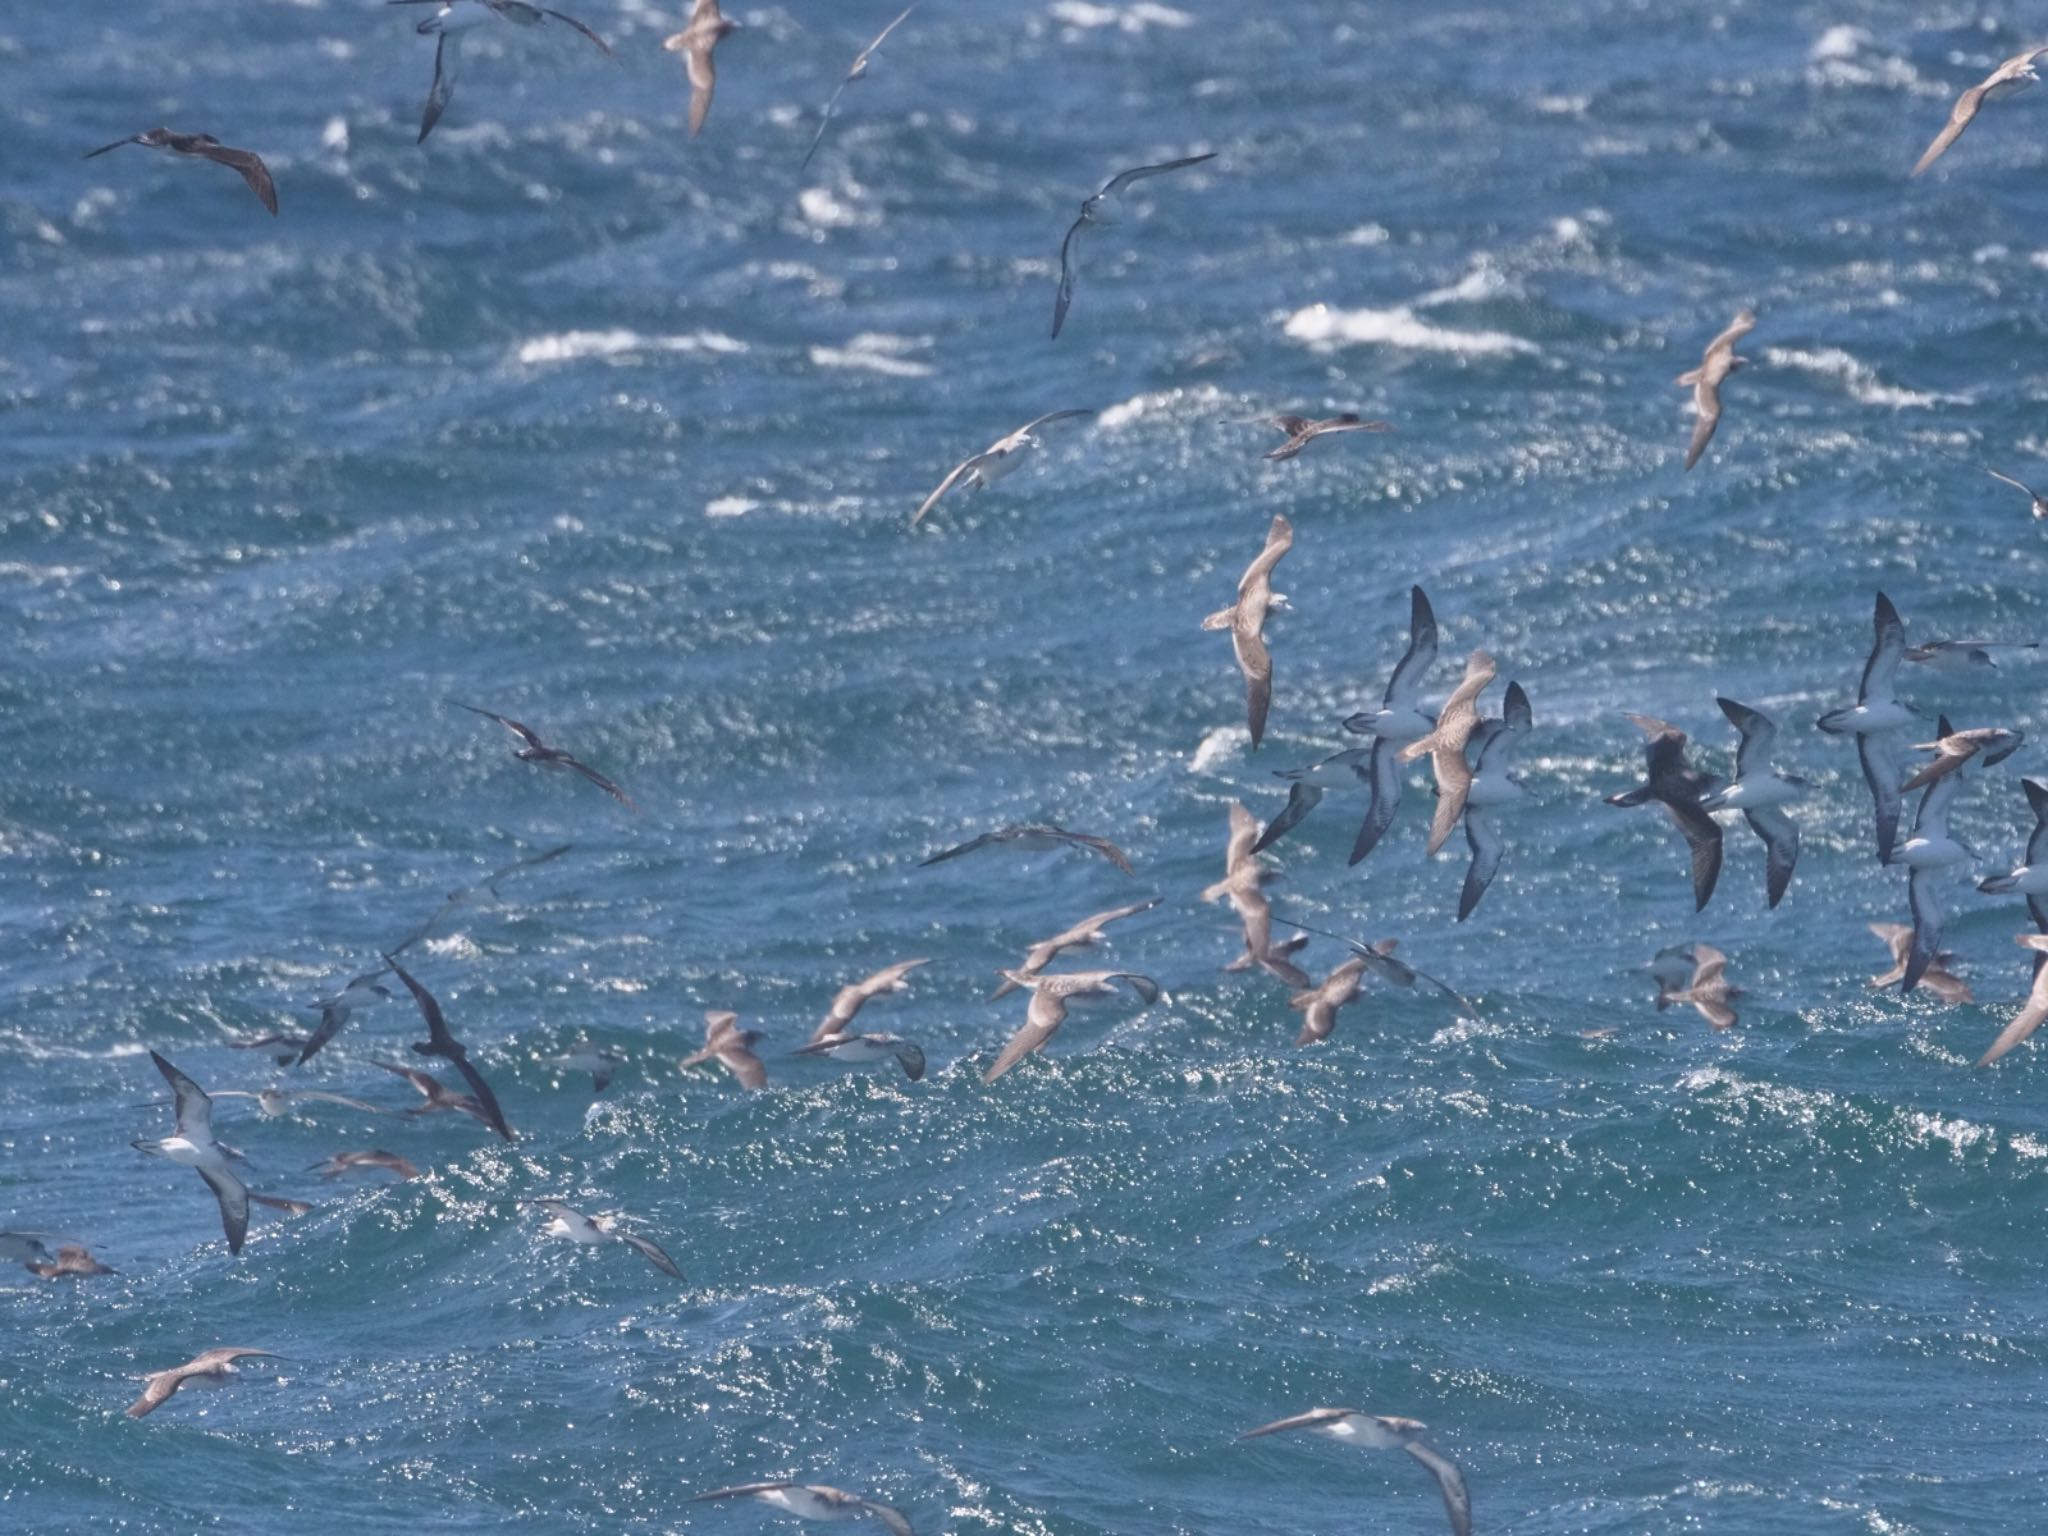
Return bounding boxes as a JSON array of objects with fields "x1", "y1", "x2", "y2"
[{"x1": 5, "y1": 0, "x2": 2048, "y2": 1530}]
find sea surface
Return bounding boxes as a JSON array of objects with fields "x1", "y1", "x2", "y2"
[{"x1": 4, "y1": 2, "x2": 2048, "y2": 1531}]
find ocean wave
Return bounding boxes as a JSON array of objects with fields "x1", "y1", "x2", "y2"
[
  {"x1": 511, "y1": 329, "x2": 748, "y2": 366},
  {"x1": 1281, "y1": 301, "x2": 1539, "y2": 357}
]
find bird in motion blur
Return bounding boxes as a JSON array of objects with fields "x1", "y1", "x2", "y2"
[
  {"x1": 802, "y1": 3, "x2": 919, "y2": 170},
  {"x1": 1911, "y1": 44, "x2": 2048, "y2": 177},
  {"x1": 85, "y1": 128, "x2": 277, "y2": 215},
  {"x1": 1051, "y1": 152, "x2": 1216, "y2": 338},
  {"x1": 1262, "y1": 413, "x2": 1391, "y2": 462},
  {"x1": 393, "y1": 0, "x2": 612, "y2": 146},
  {"x1": 452, "y1": 701, "x2": 637, "y2": 810}
]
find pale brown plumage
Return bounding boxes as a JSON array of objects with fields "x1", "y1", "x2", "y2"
[
  {"x1": 127, "y1": 1348, "x2": 280, "y2": 1420},
  {"x1": 1664, "y1": 943, "x2": 1738, "y2": 1029},
  {"x1": 1262, "y1": 414, "x2": 1391, "y2": 462},
  {"x1": 1201, "y1": 515, "x2": 1292, "y2": 747},
  {"x1": 681, "y1": 1010, "x2": 767, "y2": 1089},
  {"x1": 666, "y1": 0, "x2": 739, "y2": 138},
  {"x1": 85, "y1": 128, "x2": 278, "y2": 214},
  {"x1": 814, "y1": 959, "x2": 930, "y2": 1043},
  {"x1": 1912, "y1": 46, "x2": 2048, "y2": 178},
  {"x1": 1678, "y1": 309, "x2": 1754, "y2": 471},
  {"x1": 1867, "y1": 923, "x2": 1971, "y2": 1004},
  {"x1": 1899, "y1": 726, "x2": 2024, "y2": 792},
  {"x1": 1287, "y1": 956, "x2": 1368, "y2": 1045},
  {"x1": 1977, "y1": 934, "x2": 2048, "y2": 1065},
  {"x1": 983, "y1": 970, "x2": 1161, "y2": 1083},
  {"x1": 1397, "y1": 649, "x2": 1496, "y2": 855},
  {"x1": 990, "y1": 900, "x2": 1159, "y2": 999}
]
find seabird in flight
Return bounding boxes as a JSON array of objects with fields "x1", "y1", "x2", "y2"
[
  {"x1": 1398, "y1": 649, "x2": 1497, "y2": 856},
  {"x1": 1201, "y1": 514, "x2": 1292, "y2": 749},
  {"x1": 920, "y1": 822, "x2": 1132, "y2": 874},
  {"x1": 1677, "y1": 309, "x2": 1754, "y2": 471},
  {"x1": 1986, "y1": 467, "x2": 2048, "y2": 519},
  {"x1": 681, "y1": 1011, "x2": 768, "y2": 1090},
  {"x1": 692, "y1": 1483, "x2": 913, "y2": 1536},
  {"x1": 1911, "y1": 44, "x2": 2048, "y2": 177},
  {"x1": 1456, "y1": 679, "x2": 1533, "y2": 921},
  {"x1": 127, "y1": 1348, "x2": 283, "y2": 1420},
  {"x1": 1660, "y1": 943, "x2": 1738, "y2": 1029},
  {"x1": 1051, "y1": 152, "x2": 1216, "y2": 338},
  {"x1": 85, "y1": 128, "x2": 278, "y2": 215},
  {"x1": 909, "y1": 411, "x2": 1093, "y2": 528},
  {"x1": 990, "y1": 899, "x2": 1160, "y2": 999},
  {"x1": 666, "y1": 0, "x2": 740, "y2": 138},
  {"x1": 383, "y1": 955, "x2": 515, "y2": 1141},
  {"x1": 1893, "y1": 769, "x2": 1974, "y2": 994},
  {"x1": 813, "y1": 960, "x2": 930, "y2": 1043},
  {"x1": 1203, "y1": 802, "x2": 1306, "y2": 988},
  {"x1": 1978, "y1": 778, "x2": 2048, "y2": 958},
  {"x1": 1900, "y1": 724, "x2": 2024, "y2": 792},
  {"x1": 1977, "y1": 934, "x2": 2048, "y2": 1065},
  {"x1": 1819, "y1": 592, "x2": 1920, "y2": 863},
  {"x1": 801, "y1": 4, "x2": 919, "y2": 170},
  {"x1": 452, "y1": 702, "x2": 636, "y2": 810},
  {"x1": 393, "y1": 0, "x2": 613, "y2": 146},
  {"x1": 1697, "y1": 697, "x2": 1806, "y2": 909},
  {"x1": 1286, "y1": 956, "x2": 1369, "y2": 1045},
  {"x1": 1606, "y1": 713, "x2": 1724, "y2": 912},
  {"x1": 132, "y1": 1052, "x2": 251, "y2": 1256},
  {"x1": 1341, "y1": 585, "x2": 1439, "y2": 864},
  {"x1": 1237, "y1": 1408, "x2": 1472, "y2": 1536},
  {"x1": 1867, "y1": 923, "x2": 1971, "y2": 1004},
  {"x1": 793, "y1": 1032, "x2": 927, "y2": 1082},
  {"x1": 526, "y1": 1199, "x2": 684, "y2": 1279},
  {"x1": 1262, "y1": 414, "x2": 1391, "y2": 462},
  {"x1": 311, "y1": 1149, "x2": 423, "y2": 1181},
  {"x1": 983, "y1": 970, "x2": 1162, "y2": 1083}
]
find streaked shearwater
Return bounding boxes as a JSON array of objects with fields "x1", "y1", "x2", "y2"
[
  {"x1": 311, "y1": 1149, "x2": 422, "y2": 1181},
  {"x1": 1201, "y1": 514, "x2": 1293, "y2": 749},
  {"x1": 26, "y1": 1244, "x2": 117, "y2": 1280},
  {"x1": 1287, "y1": 955, "x2": 1368, "y2": 1045},
  {"x1": 1901, "y1": 725, "x2": 2024, "y2": 792},
  {"x1": 1397, "y1": 649, "x2": 1496, "y2": 856},
  {"x1": 667, "y1": 0, "x2": 739, "y2": 138},
  {"x1": 1457, "y1": 678, "x2": 1533, "y2": 921},
  {"x1": 990, "y1": 899, "x2": 1159, "y2": 999},
  {"x1": 1977, "y1": 934, "x2": 2048, "y2": 1065},
  {"x1": 1661, "y1": 943, "x2": 1738, "y2": 1029},
  {"x1": 1677, "y1": 309, "x2": 1754, "y2": 471},
  {"x1": 1819, "y1": 592, "x2": 1919, "y2": 862},
  {"x1": 452, "y1": 702, "x2": 636, "y2": 810},
  {"x1": 127, "y1": 1348, "x2": 282, "y2": 1420},
  {"x1": 909, "y1": 411, "x2": 1093, "y2": 527},
  {"x1": 1605, "y1": 714, "x2": 1723, "y2": 912},
  {"x1": 133, "y1": 1052, "x2": 251, "y2": 1256},
  {"x1": 1341, "y1": 585, "x2": 1439, "y2": 864},
  {"x1": 1203, "y1": 802, "x2": 1306, "y2": 987},
  {"x1": 1911, "y1": 45, "x2": 2048, "y2": 177},
  {"x1": 802, "y1": 4, "x2": 919, "y2": 170},
  {"x1": 682, "y1": 1011, "x2": 768, "y2": 1089},
  {"x1": 85, "y1": 128, "x2": 277, "y2": 215},
  {"x1": 394, "y1": 0, "x2": 613, "y2": 145},
  {"x1": 920, "y1": 822, "x2": 1132, "y2": 874},
  {"x1": 692, "y1": 1483, "x2": 913, "y2": 1536},
  {"x1": 813, "y1": 959, "x2": 930, "y2": 1043},
  {"x1": 983, "y1": 970, "x2": 1161, "y2": 1083},
  {"x1": 1893, "y1": 768, "x2": 1973, "y2": 994},
  {"x1": 1263, "y1": 414, "x2": 1391, "y2": 462},
  {"x1": 526, "y1": 1199, "x2": 684, "y2": 1279},
  {"x1": 1986, "y1": 468, "x2": 2048, "y2": 519},
  {"x1": 1867, "y1": 923, "x2": 1971, "y2": 1004},
  {"x1": 383, "y1": 955, "x2": 515, "y2": 1141},
  {"x1": 794, "y1": 1032, "x2": 926, "y2": 1081},
  {"x1": 1238, "y1": 1408, "x2": 1471, "y2": 1536},
  {"x1": 1698, "y1": 697, "x2": 1807, "y2": 909},
  {"x1": 1051, "y1": 152, "x2": 1217, "y2": 339}
]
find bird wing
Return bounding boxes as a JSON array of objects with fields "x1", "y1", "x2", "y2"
[
  {"x1": 1097, "y1": 150, "x2": 1217, "y2": 198},
  {"x1": 1405, "y1": 1440, "x2": 1474, "y2": 1536},
  {"x1": 1349, "y1": 736, "x2": 1405, "y2": 865},
  {"x1": 151, "y1": 1052, "x2": 215, "y2": 1141},
  {"x1": 294, "y1": 1002, "x2": 351, "y2": 1066},
  {"x1": 445, "y1": 1052, "x2": 515, "y2": 1141},
  {"x1": 2026, "y1": 778, "x2": 2048, "y2": 865},
  {"x1": 296, "y1": 1091, "x2": 391, "y2": 1114},
  {"x1": 1385, "y1": 585, "x2": 1440, "y2": 705},
  {"x1": 1660, "y1": 795, "x2": 1724, "y2": 912},
  {"x1": 1240, "y1": 514, "x2": 1293, "y2": 595},
  {"x1": 1857, "y1": 731, "x2": 1904, "y2": 862},
  {"x1": 1234, "y1": 625, "x2": 1273, "y2": 749},
  {"x1": 1717, "y1": 696, "x2": 1775, "y2": 779},
  {"x1": 1903, "y1": 865, "x2": 1946, "y2": 994},
  {"x1": 1007, "y1": 408, "x2": 1095, "y2": 443},
  {"x1": 1745, "y1": 806, "x2": 1799, "y2": 909},
  {"x1": 127, "y1": 1370, "x2": 185, "y2": 1419},
  {"x1": 685, "y1": 35, "x2": 719, "y2": 138},
  {"x1": 909, "y1": 457, "x2": 975, "y2": 527},
  {"x1": 1425, "y1": 742, "x2": 1474, "y2": 857},
  {"x1": 1988, "y1": 467, "x2": 2042, "y2": 501},
  {"x1": 801, "y1": 78, "x2": 854, "y2": 170},
  {"x1": 538, "y1": 6, "x2": 612, "y2": 55},
  {"x1": 1911, "y1": 80, "x2": 1989, "y2": 178},
  {"x1": 617, "y1": 1231, "x2": 685, "y2": 1279},
  {"x1": 1703, "y1": 308, "x2": 1756, "y2": 361},
  {"x1": 717, "y1": 1040, "x2": 767, "y2": 1090},
  {"x1": 860, "y1": 1501, "x2": 916, "y2": 1536},
  {"x1": 384, "y1": 956, "x2": 460, "y2": 1056},
  {"x1": 188, "y1": 142, "x2": 278, "y2": 215},
  {"x1": 200, "y1": 1163, "x2": 251, "y2": 1255},
  {"x1": 1979, "y1": 941, "x2": 2048, "y2": 1064},
  {"x1": 1252, "y1": 781, "x2": 1323, "y2": 854},
  {"x1": 984, "y1": 991, "x2": 1068, "y2": 1083},
  {"x1": 372, "y1": 1058, "x2": 443, "y2": 1097},
  {"x1": 419, "y1": 31, "x2": 458, "y2": 145},
  {"x1": 1684, "y1": 376, "x2": 1723, "y2": 471},
  {"x1": 1050, "y1": 215, "x2": 1085, "y2": 338},
  {"x1": 1056, "y1": 829, "x2": 1134, "y2": 873},
  {"x1": 693, "y1": 1484, "x2": 795, "y2": 1502},
  {"x1": 1237, "y1": 1406, "x2": 1356, "y2": 1438},
  {"x1": 453, "y1": 700, "x2": 545, "y2": 751},
  {"x1": 562, "y1": 754, "x2": 638, "y2": 811},
  {"x1": 1861, "y1": 593, "x2": 1907, "y2": 704},
  {"x1": 1458, "y1": 805, "x2": 1502, "y2": 922},
  {"x1": 919, "y1": 830, "x2": 993, "y2": 866}
]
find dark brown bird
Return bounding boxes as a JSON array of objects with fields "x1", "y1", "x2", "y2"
[
  {"x1": 452, "y1": 702, "x2": 636, "y2": 810},
  {"x1": 382, "y1": 956, "x2": 515, "y2": 1142},
  {"x1": 312, "y1": 1149, "x2": 423, "y2": 1181},
  {"x1": 1606, "y1": 714, "x2": 1724, "y2": 912},
  {"x1": 1263, "y1": 414, "x2": 1391, "y2": 462},
  {"x1": 392, "y1": 0, "x2": 613, "y2": 146},
  {"x1": 26, "y1": 1244, "x2": 118, "y2": 1280},
  {"x1": 85, "y1": 128, "x2": 278, "y2": 215}
]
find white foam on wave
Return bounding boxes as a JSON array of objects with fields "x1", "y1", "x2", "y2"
[
  {"x1": 808, "y1": 333, "x2": 934, "y2": 378},
  {"x1": 1282, "y1": 301, "x2": 1538, "y2": 357},
  {"x1": 1048, "y1": 1, "x2": 1193, "y2": 32},
  {"x1": 1095, "y1": 382, "x2": 1226, "y2": 431},
  {"x1": 797, "y1": 186, "x2": 874, "y2": 230},
  {"x1": 1415, "y1": 259, "x2": 1519, "y2": 308},
  {"x1": 705, "y1": 496, "x2": 758, "y2": 519},
  {"x1": 513, "y1": 330, "x2": 746, "y2": 366},
  {"x1": 1189, "y1": 725, "x2": 1245, "y2": 773},
  {"x1": 1763, "y1": 345, "x2": 1963, "y2": 408},
  {"x1": 1805, "y1": 24, "x2": 1923, "y2": 91}
]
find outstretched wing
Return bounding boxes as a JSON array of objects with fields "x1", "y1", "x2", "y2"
[
  {"x1": 419, "y1": 32, "x2": 457, "y2": 145},
  {"x1": 1404, "y1": 1441, "x2": 1473, "y2": 1536},
  {"x1": 1911, "y1": 80, "x2": 1989, "y2": 178},
  {"x1": 563, "y1": 754, "x2": 638, "y2": 811},
  {"x1": 189, "y1": 142, "x2": 278, "y2": 215},
  {"x1": 910, "y1": 456, "x2": 974, "y2": 527},
  {"x1": 617, "y1": 1231, "x2": 684, "y2": 1279},
  {"x1": 1661, "y1": 796, "x2": 1723, "y2": 912},
  {"x1": 1458, "y1": 805, "x2": 1502, "y2": 922},
  {"x1": 452, "y1": 700, "x2": 545, "y2": 751},
  {"x1": 1097, "y1": 150, "x2": 1218, "y2": 199},
  {"x1": 1050, "y1": 215, "x2": 1085, "y2": 339}
]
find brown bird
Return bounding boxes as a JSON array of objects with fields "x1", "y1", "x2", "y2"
[
  {"x1": 1978, "y1": 934, "x2": 2048, "y2": 1065},
  {"x1": 26, "y1": 1244, "x2": 118, "y2": 1280},
  {"x1": 1286, "y1": 955, "x2": 1369, "y2": 1045},
  {"x1": 383, "y1": 955, "x2": 515, "y2": 1142},
  {"x1": 372, "y1": 1060, "x2": 497, "y2": 1130},
  {"x1": 666, "y1": 0, "x2": 739, "y2": 138},
  {"x1": 681, "y1": 1010, "x2": 767, "y2": 1089},
  {"x1": 813, "y1": 960, "x2": 930, "y2": 1043},
  {"x1": 1202, "y1": 514, "x2": 1292, "y2": 748},
  {"x1": 921, "y1": 822, "x2": 1132, "y2": 875},
  {"x1": 1900, "y1": 725, "x2": 2024, "y2": 793},
  {"x1": 311, "y1": 1149, "x2": 423, "y2": 1182},
  {"x1": 1912, "y1": 45, "x2": 2048, "y2": 177},
  {"x1": 1659, "y1": 943, "x2": 1738, "y2": 1029},
  {"x1": 1263, "y1": 414, "x2": 1391, "y2": 462},
  {"x1": 85, "y1": 128, "x2": 277, "y2": 215},
  {"x1": 989, "y1": 899, "x2": 1159, "y2": 1000},
  {"x1": 1605, "y1": 714, "x2": 1724, "y2": 912},
  {"x1": 126, "y1": 1348, "x2": 282, "y2": 1420},
  {"x1": 1202, "y1": 802, "x2": 1307, "y2": 988},
  {"x1": 1677, "y1": 309, "x2": 1754, "y2": 471},
  {"x1": 452, "y1": 701, "x2": 636, "y2": 810},
  {"x1": 1867, "y1": 923, "x2": 1972, "y2": 1004},
  {"x1": 1397, "y1": 650, "x2": 1497, "y2": 856},
  {"x1": 983, "y1": 969, "x2": 1161, "y2": 1083}
]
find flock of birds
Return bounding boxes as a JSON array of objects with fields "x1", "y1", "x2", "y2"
[{"x1": 28, "y1": 8, "x2": 2048, "y2": 1536}]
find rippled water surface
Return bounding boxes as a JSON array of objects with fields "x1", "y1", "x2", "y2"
[{"x1": 5, "y1": 2, "x2": 2048, "y2": 1532}]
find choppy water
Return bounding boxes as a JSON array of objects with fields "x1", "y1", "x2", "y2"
[{"x1": 5, "y1": 1, "x2": 2048, "y2": 1531}]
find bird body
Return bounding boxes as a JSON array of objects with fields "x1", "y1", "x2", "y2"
[
  {"x1": 682, "y1": 1010, "x2": 768, "y2": 1089},
  {"x1": 128, "y1": 1349, "x2": 280, "y2": 1419},
  {"x1": 983, "y1": 970, "x2": 1160, "y2": 1083},
  {"x1": 133, "y1": 1053, "x2": 250, "y2": 1256},
  {"x1": 666, "y1": 0, "x2": 739, "y2": 138},
  {"x1": 1203, "y1": 515, "x2": 1292, "y2": 748},
  {"x1": 1677, "y1": 309, "x2": 1754, "y2": 470}
]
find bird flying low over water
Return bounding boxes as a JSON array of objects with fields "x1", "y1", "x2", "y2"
[
  {"x1": 526, "y1": 1199, "x2": 684, "y2": 1279},
  {"x1": 1202, "y1": 514, "x2": 1292, "y2": 749},
  {"x1": 813, "y1": 960, "x2": 930, "y2": 1042},
  {"x1": 1051, "y1": 152, "x2": 1216, "y2": 339},
  {"x1": 26, "y1": 1244, "x2": 117, "y2": 1280},
  {"x1": 1263, "y1": 414, "x2": 1391, "y2": 462},
  {"x1": 920, "y1": 822, "x2": 1133, "y2": 874},
  {"x1": 127, "y1": 1348, "x2": 282, "y2": 1420},
  {"x1": 794, "y1": 1031, "x2": 927, "y2": 1081},
  {"x1": 1, "y1": 1231, "x2": 109, "y2": 1278},
  {"x1": 1657, "y1": 943, "x2": 1739, "y2": 1028},
  {"x1": 1606, "y1": 714, "x2": 1723, "y2": 912},
  {"x1": 1911, "y1": 44, "x2": 2048, "y2": 178},
  {"x1": 1456, "y1": 679, "x2": 1533, "y2": 921},
  {"x1": 452, "y1": 702, "x2": 636, "y2": 810},
  {"x1": 374, "y1": 1058, "x2": 497, "y2": 1127},
  {"x1": 1238, "y1": 1408, "x2": 1472, "y2": 1536},
  {"x1": 802, "y1": 3, "x2": 919, "y2": 170},
  {"x1": 295, "y1": 970, "x2": 394, "y2": 1067},
  {"x1": 548, "y1": 1043, "x2": 624, "y2": 1092},
  {"x1": 1819, "y1": 592, "x2": 1919, "y2": 863},
  {"x1": 1272, "y1": 917, "x2": 1469, "y2": 1013},
  {"x1": 990, "y1": 900, "x2": 1158, "y2": 999},
  {"x1": 1251, "y1": 748, "x2": 1372, "y2": 855},
  {"x1": 133, "y1": 1053, "x2": 251, "y2": 1256},
  {"x1": 692, "y1": 1483, "x2": 914, "y2": 1536},
  {"x1": 909, "y1": 411, "x2": 1093, "y2": 527},
  {"x1": 1867, "y1": 923, "x2": 1971, "y2": 1004},
  {"x1": 983, "y1": 970, "x2": 1162, "y2": 1083},
  {"x1": 1398, "y1": 649, "x2": 1496, "y2": 857},
  {"x1": 1901, "y1": 725, "x2": 2024, "y2": 792},
  {"x1": 387, "y1": 842, "x2": 574, "y2": 963},
  {"x1": 1905, "y1": 637, "x2": 2040, "y2": 670},
  {"x1": 311, "y1": 1149, "x2": 423, "y2": 1181},
  {"x1": 1891, "y1": 766, "x2": 1973, "y2": 996},
  {"x1": 1978, "y1": 778, "x2": 2048, "y2": 947},
  {"x1": 85, "y1": 128, "x2": 278, "y2": 215},
  {"x1": 1678, "y1": 309, "x2": 1754, "y2": 471},
  {"x1": 1204, "y1": 802, "x2": 1305, "y2": 988},
  {"x1": 393, "y1": 0, "x2": 613, "y2": 146},
  {"x1": 666, "y1": 0, "x2": 739, "y2": 138},
  {"x1": 1986, "y1": 467, "x2": 2048, "y2": 519},
  {"x1": 1976, "y1": 935, "x2": 2048, "y2": 1065},
  {"x1": 384, "y1": 956, "x2": 515, "y2": 1142},
  {"x1": 1342, "y1": 585, "x2": 1440, "y2": 864},
  {"x1": 682, "y1": 1011, "x2": 768, "y2": 1089},
  {"x1": 1698, "y1": 697, "x2": 1806, "y2": 909},
  {"x1": 1287, "y1": 955, "x2": 1369, "y2": 1045}
]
